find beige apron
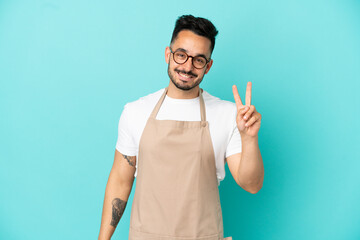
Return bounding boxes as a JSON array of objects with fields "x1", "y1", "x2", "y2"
[{"x1": 129, "y1": 88, "x2": 232, "y2": 240}]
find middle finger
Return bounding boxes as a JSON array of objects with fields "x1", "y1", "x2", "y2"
[{"x1": 245, "y1": 82, "x2": 252, "y2": 106}]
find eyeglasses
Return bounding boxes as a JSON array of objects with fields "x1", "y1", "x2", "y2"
[{"x1": 169, "y1": 48, "x2": 210, "y2": 69}]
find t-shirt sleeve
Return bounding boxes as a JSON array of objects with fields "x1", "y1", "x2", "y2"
[
  {"x1": 225, "y1": 107, "x2": 242, "y2": 158},
  {"x1": 115, "y1": 104, "x2": 137, "y2": 156}
]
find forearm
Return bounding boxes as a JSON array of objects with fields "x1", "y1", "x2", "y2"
[
  {"x1": 237, "y1": 135, "x2": 264, "y2": 193},
  {"x1": 98, "y1": 170, "x2": 133, "y2": 240}
]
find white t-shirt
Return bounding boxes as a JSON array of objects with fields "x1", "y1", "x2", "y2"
[{"x1": 116, "y1": 88, "x2": 242, "y2": 184}]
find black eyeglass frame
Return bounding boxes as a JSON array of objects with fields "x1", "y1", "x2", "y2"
[{"x1": 169, "y1": 47, "x2": 211, "y2": 69}]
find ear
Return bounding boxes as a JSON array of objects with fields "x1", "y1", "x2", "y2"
[
  {"x1": 165, "y1": 46, "x2": 171, "y2": 64},
  {"x1": 204, "y1": 59, "x2": 213, "y2": 74}
]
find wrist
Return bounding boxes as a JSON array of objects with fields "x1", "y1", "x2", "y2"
[{"x1": 240, "y1": 134, "x2": 258, "y2": 144}]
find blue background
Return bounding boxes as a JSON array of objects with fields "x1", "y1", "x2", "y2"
[{"x1": 1, "y1": 0, "x2": 359, "y2": 239}]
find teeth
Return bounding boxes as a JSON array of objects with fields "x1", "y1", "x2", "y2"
[{"x1": 179, "y1": 72, "x2": 192, "y2": 78}]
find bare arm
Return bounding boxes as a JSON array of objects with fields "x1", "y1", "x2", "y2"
[
  {"x1": 98, "y1": 150, "x2": 136, "y2": 240},
  {"x1": 226, "y1": 136, "x2": 264, "y2": 194},
  {"x1": 228, "y1": 82, "x2": 264, "y2": 194}
]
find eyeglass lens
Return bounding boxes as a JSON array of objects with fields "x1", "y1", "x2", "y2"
[{"x1": 173, "y1": 51, "x2": 207, "y2": 69}]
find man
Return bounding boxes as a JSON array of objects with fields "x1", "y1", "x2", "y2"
[{"x1": 98, "y1": 15, "x2": 264, "y2": 240}]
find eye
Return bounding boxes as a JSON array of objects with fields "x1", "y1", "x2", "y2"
[
  {"x1": 195, "y1": 57, "x2": 206, "y2": 64},
  {"x1": 175, "y1": 52, "x2": 186, "y2": 58}
]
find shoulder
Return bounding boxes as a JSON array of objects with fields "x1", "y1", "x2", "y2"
[
  {"x1": 202, "y1": 90, "x2": 237, "y2": 116},
  {"x1": 118, "y1": 88, "x2": 165, "y2": 133},
  {"x1": 124, "y1": 88, "x2": 165, "y2": 113}
]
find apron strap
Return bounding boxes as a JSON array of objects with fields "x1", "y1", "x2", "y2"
[
  {"x1": 149, "y1": 88, "x2": 207, "y2": 122},
  {"x1": 199, "y1": 89, "x2": 206, "y2": 122}
]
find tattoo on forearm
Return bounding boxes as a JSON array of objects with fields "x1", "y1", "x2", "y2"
[
  {"x1": 110, "y1": 198, "x2": 127, "y2": 227},
  {"x1": 122, "y1": 154, "x2": 135, "y2": 167}
]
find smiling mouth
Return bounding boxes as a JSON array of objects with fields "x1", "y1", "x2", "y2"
[{"x1": 175, "y1": 70, "x2": 197, "y2": 81}]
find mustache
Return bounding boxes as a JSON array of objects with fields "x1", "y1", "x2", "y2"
[{"x1": 175, "y1": 69, "x2": 197, "y2": 77}]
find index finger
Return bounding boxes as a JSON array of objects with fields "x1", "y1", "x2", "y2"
[
  {"x1": 232, "y1": 85, "x2": 243, "y2": 110},
  {"x1": 245, "y1": 82, "x2": 252, "y2": 106}
]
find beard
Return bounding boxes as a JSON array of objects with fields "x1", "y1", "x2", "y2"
[{"x1": 167, "y1": 63, "x2": 204, "y2": 91}]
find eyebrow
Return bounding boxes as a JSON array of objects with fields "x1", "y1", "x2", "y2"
[{"x1": 174, "y1": 48, "x2": 209, "y2": 60}]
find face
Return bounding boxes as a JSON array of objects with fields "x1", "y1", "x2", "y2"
[{"x1": 165, "y1": 30, "x2": 213, "y2": 91}]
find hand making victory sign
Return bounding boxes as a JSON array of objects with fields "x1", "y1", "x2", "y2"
[{"x1": 232, "y1": 82, "x2": 262, "y2": 137}]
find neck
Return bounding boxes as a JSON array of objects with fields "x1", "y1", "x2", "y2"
[{"x1": 167, "y1": 81, "x2": 200, "y2": 99}]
